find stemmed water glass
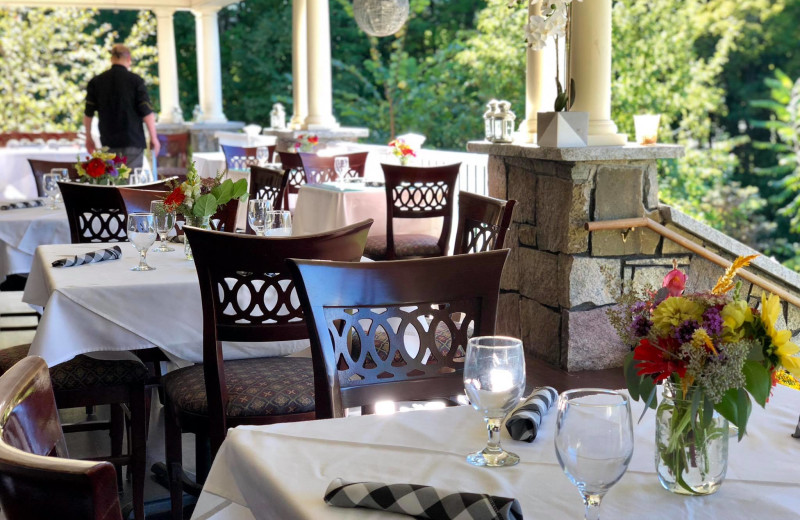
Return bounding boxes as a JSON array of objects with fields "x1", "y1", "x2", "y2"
[
  {"x1": 127, "y1": 213, "x2": 157, "y2": 271},
  {"x1": 257, "y1": 147, "x2": 269, "y2": 166},
  {"x1": 150, "y1": 201, "x2": 176, "y2": 252},
  {"x1": 248, "y1": 199, "x2": 271, "y2": 236},
  {"x1": 43, "y1": 173, "x2": 61, "y2": 209},
  {"x1": 334, "y1": 156, "x2": 350, "y2": 184},
  {"x1": 463, "y1": 336, "x2": 525, "y2": 467},
  {"x1": 264, "y1": 210, "x2": 292, "y2": 236},
  {"x1": 554, "y1": 389, "x2": 633, "y2": 520},
  {"x1": 129, "y1": 168, "x2": 148, "y2": 185}
]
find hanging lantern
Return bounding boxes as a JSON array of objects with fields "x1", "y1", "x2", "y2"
[{"x1": 353, "y1": 0, "x2": 410, "y2": 37}]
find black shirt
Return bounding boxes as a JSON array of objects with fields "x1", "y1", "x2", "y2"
[{"x1": 84, "y1": 65, "x2": 153, "y2": 149}]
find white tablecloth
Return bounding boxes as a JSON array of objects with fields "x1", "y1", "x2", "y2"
[
  {"x1": 193, "y1": 152, "x2": 226, "y2": 180},
  {"x1": 22, "y1": 243, "x2": 308, "y2": 366},
  {"x1": 0, "y1": 147, "x2": 87, "y2": 201},
  {"x1": 0, "y1": 205, "x2": 70, "y2": 280},
  {"x1": 193, "y1": 384, "x2": 800, "y2": 520},
  {"x1": 293, "y1": 184, "x2": 441, "y2": 238}
]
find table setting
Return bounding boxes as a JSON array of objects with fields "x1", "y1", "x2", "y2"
[
  {"x1": 0, "y1": 145, "x2": 87, "y2": 201},
  {"x1": 0, "y1": 198, "x2": 70, "y2": 282}
]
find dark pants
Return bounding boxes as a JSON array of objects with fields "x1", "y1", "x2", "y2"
[{"x1": 108, "y1": 146, "x2": 144, "y2": 169}]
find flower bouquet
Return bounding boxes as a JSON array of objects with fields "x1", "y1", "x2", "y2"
[
  {"x1": 613, "y1": 256, "x2": 800, "y2": 495},
  {"x1": 75, "y1": 149, "x2": 131, "y2": 185},
  {"x1": 294, "y1": 134, "x2": 319, "y2": 153},
  {"x1": 388, "y1": 138, "x2": 416, "y2": 166}
]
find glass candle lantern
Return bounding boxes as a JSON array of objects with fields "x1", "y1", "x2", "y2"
[
  {"x1": 483, "y1": 99, "x2": 498, "y2": 142},
  {"x1": 493, "y1": 101, "x2": 516, "y2": 144}
]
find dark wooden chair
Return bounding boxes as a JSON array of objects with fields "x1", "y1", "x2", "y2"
[
  {"x1": 364, "y1": 163, "x2": 460, "y2": 260},
  {"x1": 249, "y1": 165, "x2": 287, "y2": 211},
  {"x1": 164, "y1": 219, "x2": 373, "y2": 519},
  {"x1": 208, "y1": 199, "x2": 239, "y2": 233},
  {"x1": 453, "y1": 192, "x2": 516, "y2": 255},
  {"x1": 299, "y1": 151, "x2": 370, "y2": 185},
  {"x1": 288, "y1": 249, "x2": 508, "y2": 419},
  {"x1": 0, "y1": 356, "x2": 124, "y2": 520},
  {"x1": 277, "y1": 151, "x2": 306, "y2": 210},
  {"x1": 27, "y1": 159, "x2": 80, "y2": 196},
  {"x1": 221, "y1": 144, "x2": 274, "y2": 169},
  {"x1": 59, "y1": 182, "x2": 128, "y2": 243},
  {"x1": 157, "y1": 132, "x2": 190, "y2": 178},
  {"x1": 340, "y1": 151, "x2": 369, "y2": 179},
  {"x1": 117, "y1": 187, "x2": 167, "y2": 214}
]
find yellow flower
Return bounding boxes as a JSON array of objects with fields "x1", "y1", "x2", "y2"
[
  {"x1": 691, "y1": 328, "x2": 717, "y2": 354},
  {"x1": 720, "y1": 300, "x2": 752, "y2": 341},
  {"x1": 652, "y1": 297, "x2": 704, "y2": 335},
  {"x1": 761, "y1": 293, "x2": 800, "y2": 379}
]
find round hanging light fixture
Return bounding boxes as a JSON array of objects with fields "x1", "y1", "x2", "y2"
[{"x1": 353, "y1": 0, "x2": 410, "y2": 37}]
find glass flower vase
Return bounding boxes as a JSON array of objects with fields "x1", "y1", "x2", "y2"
[
  {"x1": 655, "y1": 382, "x2": 729, "y2": 495},
  {"x1": 183, "y1": 215, "x2": 211, "y2": 260}
]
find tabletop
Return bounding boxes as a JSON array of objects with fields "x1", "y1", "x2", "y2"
[
  {"x1": 0, "y1": 147, "x2": 87, "y2": 201},
  {"x1": 0, "y1": 204, "x2": 70, "y2": 281},
  {"x1": 192, "y1": 384, "x2": 800, "y2": 520},
  {"x1": 22, "y1": 243, "x2": 309, "y2": 366}
]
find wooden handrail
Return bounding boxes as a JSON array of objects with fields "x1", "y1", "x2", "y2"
[{"x1": 585, "y1": 217, "x2": 800, "y2": 309}]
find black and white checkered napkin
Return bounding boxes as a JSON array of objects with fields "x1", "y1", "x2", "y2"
[
  {"x1": 0, "y1": 199, "x2": 44, "y2": 211},
  {"x1": 504, "y1": 386, "x2": 558, "y2": 443},
  {"x1": 51, "y1": 245, "x2": 123, "y2": 268},
  {"x1": 324, "y1": 478, "x2": 522, "y2": 520}
]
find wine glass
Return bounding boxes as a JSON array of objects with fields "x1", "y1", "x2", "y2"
[
  {"x1": 256, "y1": 147, "x2": 269, "y2": 166},
  {"x1": 42, "y1": 173, "x2": 61, "y2": 209},
  {"x1": 555, "y1": 389, "x2": 633, "y2": 520},
  {"x1": 129, "y1": 168, "x2": 148, "y2": 185},
  {"x1": 334, "y1": 156, "x2": 350, "y2": 183},
  {"x1": 248, "y1": 199, "x2": 271, "y2": 236},
  {"x1": 264, "y1": 210, "x2": 292, "y2": 236},
  {"x1": 50, "y1": 168, "x2": 68, "y2": 202},
  {"x1": 150, "y1": 201, "x2": 176, "y2": 252},
  {"x1": 463, "y1": 336, "x2": 525, "y2": 467},
  {"x1": 127, "y1": 213, "x2": 157, "y2": 271}
]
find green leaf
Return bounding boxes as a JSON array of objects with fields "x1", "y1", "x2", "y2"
[
  {"x1": 690, "y1": 387, "x2": 702, "y2": 431},
  {"x1": 714, "y1": 389, "x2": 739, "y2": 427},
  {"x1": 212, "y1": 181, "x2": 234, "y2": 206},
  {"x1": 637, "y1": 380, "x2": 657, "y2": 424},
  {"x1": 743, "y1": 360, "x2": 771, "y2": 407},
  {"x1": 736, "y1": 388, "x2": 752, "y2": 440},
  {"x1": 232, "y1": 178, "x2": 248, "y2": 199},
  {"x1": 702, "y1": 394, "x2": 715, "y2": 429},
  {"x1": 192, "y1": 194, "x2": 218, "y2": 218},
  {"x1": 623, "y1": 351, "x2": 640, "y2": 401}
]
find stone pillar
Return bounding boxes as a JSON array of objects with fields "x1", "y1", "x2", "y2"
[
  {"x1": 569, "y1": 0, "x2": 626, "y2": 145},
  {"x1": 520, "y1": 1, "x2": 559, "y2": 143},
  {"x1": 305, "y1": 0, "x2": 338, "y2": 129},
  {"x1": 154, "y1": 8, "x2": 182, "y2": 123},
  {"x1": 467, "y1": 141, "x2": 684, "y2": 370},
  {"x1": 290, "y1": 0, "x2": 309, "y2": 129},
  {"x1": 193, "y1": 7, "x2": 227, "y2": 123}
]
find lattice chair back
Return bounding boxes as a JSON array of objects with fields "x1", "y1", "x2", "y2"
[
  {"x1": 277, "y1": 151, "x2": 307, "y2": 208},
  {"x1": 380, "y1": 162, "x2": 461, "y2": 259},
  {"x1": 289, "y1": 249, "x2": 508, "y2": 419},
  {"x1": 0, "y1": 356, "x2": 123, "y2": 520},
  {"x1": 453, "y1": 192, "x2": 516, "y2": 255},
  {"x1": 59, "y1": 182, "x2": 129, "y2": 243},
  {"x1": 299, "y1": 153, "x2": 337, "y2": 184},
  {"x1": 249, "y1": 165, "x2": 287, "y2": 211},
  {"x1": 339, "y1": 151, "x2": 369, "y2": 179},
  {"x1": 27, "y1": 159, "x2": 80, "y2": 196}
]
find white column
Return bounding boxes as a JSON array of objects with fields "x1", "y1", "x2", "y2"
[
  {"x1": 290, "y1": 0, "x2": 308, "y2": 129},
  {"x1": 568, "y1": 0, "x2": 626, "y2": 145},
  {"x1": 305, "y1": 0, "x2": 338, "y2": 129},
  {"x1": 520, "y1": 2, "x2": 558, "y2": 143},
  {"x1": 154, "y1": 8, "x2": 182, "y2": 123},
  {"x1": 193, "y1": 7, "x2": 227, "y2": 123}
]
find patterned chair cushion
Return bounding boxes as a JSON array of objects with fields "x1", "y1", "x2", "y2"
[
  {"x1": 0, "y1": 344, "x2": 148, "y2": 390},
  {"x1": 163, "y1": 357, "x2": 315, "y2": 418},
  {"x1": 364, "y1": 234, "x2": 442, "y2": 259}
]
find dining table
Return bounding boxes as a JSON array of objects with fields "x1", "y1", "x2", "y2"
[
  {"x1": 191, "y1": 383, "x2": 800, "y2": 519},
  {"x1": 0, "y1": 146, "x2": 87, "y2": 201},
  {"x1": 21, "y1": 243, "x2": 309, "y2": 367},
  {"x1": 192, "y1": 151, "x2": 227, "y2": 180},
  {"x1": 0, "y1": 204, "x2": 70, "y2": 283}
]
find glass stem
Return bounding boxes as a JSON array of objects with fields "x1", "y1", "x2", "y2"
[
  {"x1": 485, "y1": 417, "x2": 503, "y2": 453},
  {"x1": 139, "y1": 249, "x2": 147, "y2": 269},
  {"x1": 159, "y1": 232, "x2": 167, "y2": 248},
  {"x1": 582, "y1": 493, "x2": 603, "y2": 520}
]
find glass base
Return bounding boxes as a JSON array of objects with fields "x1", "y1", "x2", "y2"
[
  {"x1": 130, "y1": 264, "x2": 156, "y2": 271},
  {"x1": 151, "y1": 244, "x2": 175, "y2": 252},
  {"x1": 466, "y1": 448, "x2": 520, "y2": 467}
]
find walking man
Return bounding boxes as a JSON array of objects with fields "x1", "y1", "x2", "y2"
[{"x1": 83, "y1": 44, "x2": 160, "y2": 168}]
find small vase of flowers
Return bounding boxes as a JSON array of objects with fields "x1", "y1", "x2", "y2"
[
  {"x1": 294, "y1": 134, "x2": 319, "y2": 153},
  {"x1": 75, "y1": 149, "x2": 131, "y2": 185},
  {"x1": 388, "y1": 138, "x2": 416, "y2": 166}
]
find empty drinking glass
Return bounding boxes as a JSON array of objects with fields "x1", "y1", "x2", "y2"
[
  {"x1": 50, "y1": 167, "x2": 69, "y2": 180},
  {"x1": 248, "y1": 199, "x2": 271, "y2": 236},
  {"x1": 555, "y1": 389, "x2": 633, "y2": 520},
  {"x1": 150, "y1": 201, "x2": 176, "y2": 252},
  {"x1": 334, "y1": 156, "x2": 350, "y2": 183},
  {"x1": 463, "y1": 336, "x2": 525, "y2": 467},
  {"x1": 257, "y1": 147, "x2": 269, "y2": 166},
  {"x1": 129, "y1": 168, "x2": 148, "y2": 185},
  {"x1": 264, "y1": 210, "x2": 292, "y2": 236},
  {"x1": 127, "y1": 213, "x2": 157, "y2": 271},
  {"x1": 42, "y1": 173, "x2": 61, "y2": 209}
]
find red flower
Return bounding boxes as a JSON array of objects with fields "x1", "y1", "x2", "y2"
[
  {"x1": 401, "y1": 148, "x2": 416, "y2": 157},
  {"x1": 308, "y1": 135, "x2": 319, "y2": 145},
  {"x1": 164, "y1": 186, "x2": 185, "y2": 209},
  {"x1": 85, "y1": 157, "x2": 106, "y2": 178},
  {"x1": 633, "y1": 337, "x2": 687, "y2": 383},
  {"x1": 662, "y1": 268, "x2": 687, "y2": 297},
  {"x1": 113, "y1": 155, "x2": 127, "y2": 165}
]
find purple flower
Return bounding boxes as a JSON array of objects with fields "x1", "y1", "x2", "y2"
[
  {"x1": 631, "y1": 301, "x2": 647, "y2": 313},
  {"x1": 108, "y1": 166, "x2": 119, "y2": 177},
  {"x1": 673, "y1": 319, "x2": 699, "y2": 344},
  {"x1": 702, "y1": 307, "x2": 723, "y2": 337},
  {"x1": 630, "y1": 315, "x2": 652, "y2": 337}
]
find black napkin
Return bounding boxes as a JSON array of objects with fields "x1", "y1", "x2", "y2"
[
  {"x1": 504, "y1": 387, "x2": 558, "y2": 443},
  {"x1": 52, "y1": 245, "x2": 123, "y2": 267},
  {"x1": 0, "y1": 199, "x2": 44, "y2": 211},
  {"x1": 324, "y1": 478, "x2": 522, "y2": 520}
]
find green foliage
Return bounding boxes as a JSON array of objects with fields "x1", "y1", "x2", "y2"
[{"x1": 0, "y1": 8, "x2": 156, "y2": 132}]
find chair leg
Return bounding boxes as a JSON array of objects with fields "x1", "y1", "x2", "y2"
[
  {"x1": 110, "y1": 403, "x2": 124, "y2": 491},
  {"x1": 130, "y1": 385, "x2": 147, "y2": 520},
  {"x1": 195, "y1": 433, "x2": 211, "y2": 485},
  {"x1": 165, "y1": 402, "x2": 184, "y2": 520}
]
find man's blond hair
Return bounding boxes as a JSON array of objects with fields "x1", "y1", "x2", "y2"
[{"x1": 110, "y1": 44, "x2": 131, "y2": 59}]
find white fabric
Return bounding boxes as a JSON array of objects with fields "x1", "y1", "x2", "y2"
[
  {"x1": 0, "y1": 206, "x2": 70, "y2": 280},
  {"x1": 193, "y1": 385, "x2": 800, "y2": 520},
  {"x1": 193, "y1": 152, "x2": 226, "y2": 180},
  {"x1": 293, "y1": 184, "x2": 441, "y2": 238},
  {"x1": 0, "y1": 147, "x2": 87, "y2": 201},
  {"x1": 22, "y1": 243, "x2": 308, "y2": 366}
]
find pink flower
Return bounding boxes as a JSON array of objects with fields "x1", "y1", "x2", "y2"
[{"x1": 662, "y1": 268, "x2": 687, "y2": 297}]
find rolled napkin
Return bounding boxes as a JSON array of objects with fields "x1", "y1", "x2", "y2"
[
  {"x1": 0, "y1": 199, "x2": 44, "y2": 211},
  {"x1": 504, "y1": 386, "x2": 558, "y2": 443},
  {"x1": 52, "y1": 245, "x2": 123, "y2": 268},
  {"x1": 324, "y1": 478, "x2": 522, "y2": 520}
]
